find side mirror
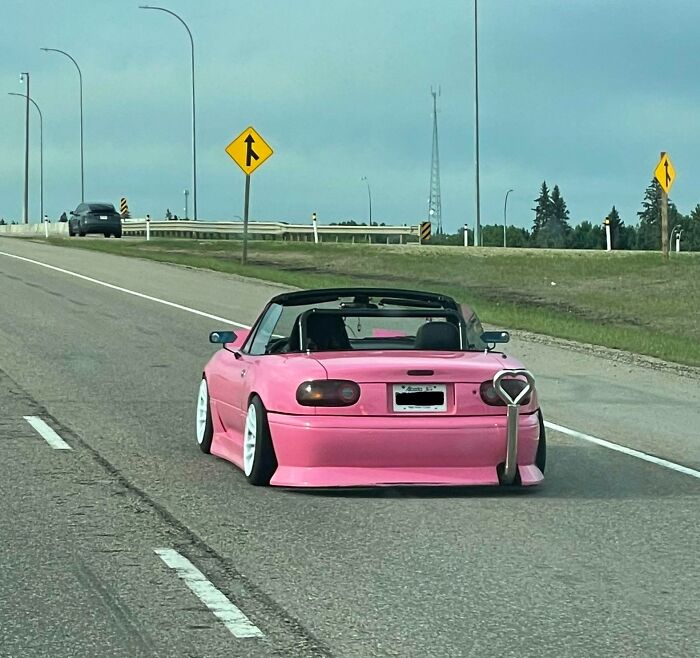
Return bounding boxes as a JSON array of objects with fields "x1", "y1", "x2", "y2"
[
  {"x1": 209, "y1": 330, "x2": 237, "y2": 344},
  {"x1": 70, "y1": 210, "x2": 76, "y2": 216},
  {"x1": 482, "y1": 330, "x2": 510, "y2": 344}
]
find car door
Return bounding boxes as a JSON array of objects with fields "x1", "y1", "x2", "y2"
[{"x1": 215, "y1": 305, "x2": 283, "y2": 456}]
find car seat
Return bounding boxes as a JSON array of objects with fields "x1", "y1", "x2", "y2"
[{"x1": 414, "y1": 321, "x2": 461, "y2": 350}]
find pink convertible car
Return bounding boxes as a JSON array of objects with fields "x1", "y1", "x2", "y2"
[{"x1": 196, "y1": 288, "x2": 546, "y2": 488}]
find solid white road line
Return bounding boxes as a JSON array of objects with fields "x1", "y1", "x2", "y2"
[
  {"x1": 4, "y1": 248, "x2": 697, "y2": 481},
  {"x1": 154, "y1": 548, "x2": 263, "y2": 639},
  {"x1": 23, "y1": 416, "x2": 72, "y2": 450},
  {"x1": 0, "y1": 250, "x2": 250, "y2": 329},
  {"x1": 545, "y1": 420, "x2": 700, "y2": 480}
]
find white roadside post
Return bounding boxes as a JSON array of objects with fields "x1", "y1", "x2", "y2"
[
  {"x1": 43, "y1": 214, "x2": 49, "y2": 238},
  {"x1": 464, "y1": 224, "x2": 469, "y2": 247},
  {"x1": 311, "y1": 212, "x2": 318, "y2": 244},
  {"x1": 675, "y1": 228, "x2": 682, "y2": 253},
  {"x1": 604, "y1": 216, "x2": 612, "y2": 251},
  {"x1": 146, "y1": 214, "x2": 151, "y2": 241}
]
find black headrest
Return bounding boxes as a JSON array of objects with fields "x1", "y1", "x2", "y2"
[
  {"x1": 305, "y1": 313, "x2": 351, "y2": 351},
  {"x1": 414, "y1": 322, "x2": 460, "y2": 350}
]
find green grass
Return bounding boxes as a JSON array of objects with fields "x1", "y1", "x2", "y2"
[{"x1": 43, "y1": 237, "x2": 700, "y2": 366}]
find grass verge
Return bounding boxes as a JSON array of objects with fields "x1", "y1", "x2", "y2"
[{"x1": 43, "y1": 237, "x2": 700, "y2": 366}]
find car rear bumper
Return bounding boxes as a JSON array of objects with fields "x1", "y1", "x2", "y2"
[
  {"x1": 266, "y1": 412, "x2": 543, "y2": 487},
  {"x1": 80, "y1": 220, "x2": 121, "y2": 233}
]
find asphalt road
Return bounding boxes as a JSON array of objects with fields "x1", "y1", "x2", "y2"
[{"x1": 0, "y1": 237, "x2": 698, "y2": 658}]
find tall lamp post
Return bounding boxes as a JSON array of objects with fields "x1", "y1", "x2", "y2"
[
  {"x1": 473, "y1": 0, "x2": 482, "y2": 247},
  {"x1": 184, "y1": 189, "x2": 189, "y2": 220},
  {"x1": 10, "y1": 92, "x2": 43, "y2": 224},
  {"x1": 19, "y1": 73, "x2": 30, "y2": 223},
  {"x1": 361, "y1": 176, "x2": 373, "y2": 244},
  {"x1": 503, "y1": 188, "x2": 513, "y2": 248},
  {"x1": 40, "y1": 48, "x2": 83, "y2": 202},
  {"x1": 361, "y1": 176, "x2": 373, "y2": 225},
  {"x1": 140, "y1": 5, "x2": 198, "y2": 221}
]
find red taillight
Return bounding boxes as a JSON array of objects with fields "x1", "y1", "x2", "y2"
[
  {"x1": 479, "y1": 379, "x2": 531, "y2": 406},
  {"x1": 296, "y1": 380, "x2": 360, "y2": 407}
]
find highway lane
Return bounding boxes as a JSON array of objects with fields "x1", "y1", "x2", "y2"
[{"x1": 1, "y1": 237, "x2": 698, "y2": 657}]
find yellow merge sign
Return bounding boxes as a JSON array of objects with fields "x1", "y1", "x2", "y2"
[
  {"x1": 225, "y1": 126, "x2": 273, "y2": 176},
  {"x1": 654, "y1": 152, "x2": 675, "y2": 194}
]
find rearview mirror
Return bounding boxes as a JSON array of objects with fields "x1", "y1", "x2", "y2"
[
  {"x1": 209, "y1": 330, "x2": 237, "y2": 344},
  {"x1": 481, "y1": 330, "x2": 510, "y2": 344}
]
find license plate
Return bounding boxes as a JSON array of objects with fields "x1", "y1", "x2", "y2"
[
  {"x1": 392, "y1": 383, "x2": 447, "y2": 412},
  {"x1": 100, "y1": 215, "x2": 108, "y2": 220}
]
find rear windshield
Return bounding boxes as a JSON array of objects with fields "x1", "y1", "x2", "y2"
[
  {"x1": 87, "y1": 204, "x2": 116, "y2": 213},
  {"x1": 247, "y1": 299, "x2": 488, "y2": 355}
]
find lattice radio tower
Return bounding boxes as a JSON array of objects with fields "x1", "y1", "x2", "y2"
[{"x1": 427, "y1": 86, "x2": 443, "y2": 234}]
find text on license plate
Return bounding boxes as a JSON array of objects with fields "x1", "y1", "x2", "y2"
[
  {"x1": 392, "y1": 383, "x2": 447, "y2": 412},
  {"x1": 100, "y1": 215, "x2": 108, "y2": 219}
]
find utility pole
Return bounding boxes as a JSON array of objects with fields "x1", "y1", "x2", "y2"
[
  {"x1": 473, "y1": 0, "x2": 482, "y2": 246},
  {"x1": 427, "y1": 87, "x2": 443, "y2": 234}
]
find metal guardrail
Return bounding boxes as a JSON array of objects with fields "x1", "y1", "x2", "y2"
[
  {"x1": 120, "y1": 220, "x2": 420, "y2": 241},
  {"x1": 0, "y1": 220, "x2": 420, "y2": 242}
]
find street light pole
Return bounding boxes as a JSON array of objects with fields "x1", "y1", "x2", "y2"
[
  {"x1": 361, "y1": 176, "x2": 372, "y2": 226},
  {"x1": 10, "y1": 92, "x2": 43, "y2": 224},
  {"x1": 361, "y1": 176, "x2": 372, "y2": 244},
  {"x1": 140, "y1": 5, "x2": 198, "y2": 221},
  {"x1": 473, "y1": 0, "x2": 482, "y2": 247},
  {"x1": 503, "y1": 188, "x2": 513, "y2": 248},
  {"x1": 20, "y1": 73, "x2": 30, "y2": 224},
  {"x1": 184, "y1": 189, "x2": 189, "y2": 220},
  {"x1": 40, "y1": 48, "x2": 84, "y2": 202}
]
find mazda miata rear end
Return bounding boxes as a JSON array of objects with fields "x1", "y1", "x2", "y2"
[{"x1": 197, "y1": 288, "x2": 546, "y2": 488}]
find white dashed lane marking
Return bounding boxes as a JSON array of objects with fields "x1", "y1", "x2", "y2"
[
  {"x1": 545, "y1": 421, "x2": 700, "y2": 480},
  {"x1": 23, "y1": 416, "x2": 72, "y2": 450},
  {"x1": 155, "y1": 548, "x2": 264, "y2": 639}
]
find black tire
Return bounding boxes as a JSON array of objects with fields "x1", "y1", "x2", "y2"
[
  {"x1": 245, "y1": 396, "x2": 277, "y2": 486},
  {"x1": 68, "y1": 228, "x2": 75, "y2": 237},
  {"x1": 78, "y1": 231, "x2": 86, "y2": 237},
  {"x1": 103, "y1": 232, "x2": 110, "y2": 238},
  {"x1": 536, "y1": 410, "x2": 547, "y2": 474},
  {"x1": 196, "y1": 378, "x2": 214, "y2": 454},
  {"x1": 114, "y1": 231, "x2": 122, "y2": 238}
]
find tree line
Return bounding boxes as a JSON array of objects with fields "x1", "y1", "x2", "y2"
[{"x1": 430, "y1": 179, "x2": 700, "y2": 250}]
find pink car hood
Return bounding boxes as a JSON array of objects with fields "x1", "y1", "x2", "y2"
[{"x1": 311, "y1": 350, "x2": 523, "y2": 384}]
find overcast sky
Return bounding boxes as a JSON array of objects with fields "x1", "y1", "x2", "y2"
[{"x1": 1, "y1": 0, "x2": 699, "y2": 231}]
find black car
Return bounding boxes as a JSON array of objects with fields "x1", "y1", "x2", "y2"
[{"x1": 68, "y1": 203, "x2": 122, "y2": 238}]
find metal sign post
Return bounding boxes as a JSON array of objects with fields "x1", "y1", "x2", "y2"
[
  {"x1": 44, "y1": 214, "x2": 49, "y2": 238},
  {"x1": 225, "y1": 126, "x2": 274, "y2": 265},
  {"x1": 146, "y1": 214, "x2": 151, "y2": 241},
  {"x1": 242, "y1": 175, "x2": 251, "y2": 264},
  {"x1": 604, "y1": 216, "x2": 612, "y2": 251},
  {"x1": 311, "y1": 212, "x2": 318, "y2": 244},
  {"x1": 463, "y1": 224, "x2": 469, "y2": 247}
]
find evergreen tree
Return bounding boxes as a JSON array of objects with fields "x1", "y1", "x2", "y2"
[
  {"x1": 687, "y1": 205, "x2": 700, "y2": 251},
  {"x1": 532, "y1": 181, "x2": 551, "y2": 244},
  {"x1": 635, "y1": 178, "x2": 681, "y2": 250},
  {"x1": 537, "y1": 185, "x2": 571, "y2": 248},
  {"x1": 606, "y1": 206, "x2": 624, "y2": 249}
]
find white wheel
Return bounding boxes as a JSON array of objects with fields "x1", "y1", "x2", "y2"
[
  {"x1": 243, "y1": 403, "x2": 257, "y2": 476},
  {"x1": 196, "y1": 378, "x2": 213, "y2": 453}
]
